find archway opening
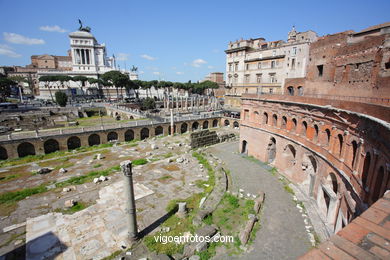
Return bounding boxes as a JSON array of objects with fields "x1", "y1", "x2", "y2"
[
  {"x1": 125, "y1": 129, "x2": 134, "y2": 141},
  {"x1": 267, "y1": 137, "x2": 276, "y2": 163},
  {"x1": 17, "y1": 142, "x2": 36, "y2": 157},
  {"x1": 281, "y1": 116, "x2": 287, "y2": 129},
  {"x1": 372, "y1": 166, "x2": 385, "y2": 203},
  {"x1": 155, "y1": 126, "x2": 163, "y2": 136},
  {"x1": 287, "y1": 86, "x2": 294, "y2": 96},
  {"x1": 224, "y1": 120, "x2": 230, "y2": 127},
  {"x1": 263, "y1": 112, "x2": 268, "y2": 125},
  {"x1": 297, "y1": 86, "x2": 304, "y2": 96},
  {"x1": 168, "y1": 125, "x2": 176, "y2": 135},
  {"x1": 44, "y1": 139, "x2": 60, "y2": 154},
  {"x1": 241, "y1": 140, "x2": 248, "y2": 154},
  {"x1": 292, "y1": 118, "x2": 297, "y2": 132},
  {"x1": 233, "y1": 121, "x2": 239, "y2": 128},
  {"x1": 181, "y1": 123, "x2": 188, "y2": 133},
  {"x1": 107, "y1": 132, "x2": 118, "y2": 142},
  {"x1": 67, "y1": 136, "x2": 81, "y2": 150},
  {"x1": 141, "y1": 128, "x2": 149, "y2": 140},
  {"x1": 88, "y1": 134, "x2": 100, "y2": 146},
  {"x1": 0, "y1": 146, "x2": 8, "y2": 160},
  {"x1": 272, "y1": 114, "x2": 278, "y2": 126},
  {"x1": 203, "y1": 121, "x2": 209, "y2": 129},
  {"x1": 302, "y1": 121, "x2": 308, "y2": 136},
  {"x1": 192, "y1": 122, "x2": 199, "y2": 131},
  {"x1": 212, "y1": 119, "x2": 218, "y2": 128},
  {"x1": 351, "y1": 141, "x2": 358, "y2": 168},
  {"x1": 362, "y1": 152, "x2": 371, "y2": 189}
]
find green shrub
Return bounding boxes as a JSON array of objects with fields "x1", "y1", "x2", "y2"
[
  {"x1": 55, "y1": 91, "x2": 68, "y2": 107},
  {"x1": 132, "y1": 158, "x2": 148, "y2": 165}
]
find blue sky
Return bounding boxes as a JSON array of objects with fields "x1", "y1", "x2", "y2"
[{"x1": 0, "y1": 0, "x2": 389, "y2": 82}]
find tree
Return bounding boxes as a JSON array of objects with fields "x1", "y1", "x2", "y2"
[
  {"x1": 55, "y1": 91, "x2": 68, "y2": 107},
  {"x1": 0, "y1": 77, "x2": 15, "y2": 102},
  {"x1": 101, "y1": 71, "x2": 130, "y2": 101},
  {"x1": 72, "y1": 75, "x2": 88, "y2": 99},
  {"x1": 141, "y1": 97, "x2": 156, "y2": 110}
]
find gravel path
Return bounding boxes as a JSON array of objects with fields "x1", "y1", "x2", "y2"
[{"x1": 208, "y1": 141, "x2": 311, "y2": 260}]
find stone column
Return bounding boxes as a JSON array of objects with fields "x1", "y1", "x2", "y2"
[
  {"x1": 203, "y1": 97, "x2": 206, "y2": 110},
  {"x1": 170, "y1": 109, "x2": 174, "y2": 135},
  {"x1": 190, "y1": 97, "x2": 194, "y2": 111},
  {"x1": 185, "y1": 97, "x2": 188, "y2": 111},
  {"x1": 121, "y1": 160, "x2": 138, "y2": 242}
]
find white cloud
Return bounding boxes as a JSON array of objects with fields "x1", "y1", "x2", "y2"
[
  {"x1": 0, "y1": 44, "x2": 21, "y2": 58},
  {"x1": 116, "y1": 53, "x2": 129, "y2": 61},
  {"x1": 4, "y1": 32, "x2": 45, "y2": 45},
  {"x1": 192, "y1": 58, "x2": 207, "y2": 68},
  {"x1": 39, "y1": 25, "x2": 67, "y2": 33},
  {"x1": 153, "y1": 71, "x2": 161, "y2": 75},
  {"x1": 139, "y1": 71, "x2": 145, "y2": 75},
  {"x1": 207, "y1": 65, "x2": 214, "y2": 69},
  {"x1": 141, "y1": 54, "x2": 157, "y2": 61},
  {"x1": 176, "y1": 71, "x2": 184, "y2": 75},
  {"x1": 212, "y1": 49, "x2": 219, "y2": 53}
]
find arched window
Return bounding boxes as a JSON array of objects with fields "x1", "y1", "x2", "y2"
[
  {"x1": 362, "y1": 152, "x2": 371, "y2": 190},
  {"x1": 325, "y1": 129, "x2": 331, "y2": 145},
  {"x1": 263, "y1": 112, "x2": 268, "y2": 125},
  {"x1": 287, "y1": 86, "x2": 294, "y2": 96},
  {"x1": 313, "y1": 125, "x2": 319, "y2": 142},
  {"x1": 141, "y1": 128, "x2": 149, "y2": 140},
  {"x1": 297, "y1": 86, "x2": 304, "y2": 96},
  {"x1": 372, "y1": 167, "x2": 385, "y2": 203},
  {"x1": 272, "y1": 114, "x2": 278, "y2": 126},
  {"x1": 281, "y1": 116, "x2": 287, "y2": 129},
  {"x1": 337, "y1": 134, "x2": 343, "y2": 156},
  {"x1": 351, "y1": 141, "x2": 358, "y2": 168},
  {"x1": 291, "y1": 118, "x2": 297, "y2": 132},
  {"x1": 302, "y1": 121, "x2": 308, "y2": 136}
]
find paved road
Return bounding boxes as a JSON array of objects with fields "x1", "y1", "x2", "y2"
[{"x1": 208, "y1": 141, "x2": 311, "y2": 260}]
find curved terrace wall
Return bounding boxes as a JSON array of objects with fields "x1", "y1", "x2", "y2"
[{"x1": 239, "y1": 95, "x2": 390, "y2": 236}]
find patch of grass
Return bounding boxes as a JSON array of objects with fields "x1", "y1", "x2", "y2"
[
  {"x1": 0, "y1": 174, "x2": 19, "y2": 182},
  {"x1": 158, "y1": 174, "x2": 172, "y2": 181},
  {"x1": 101, "y1": 250, "x2": 123, "y2": 260},
  {"x1": 55, "y1": 201, "x2": 88, "y2": 214},
  {"x1": 203, "y1": 214, "x2": 213, "y2": 225},
  {"x1": 132, "y1": 158, "x2": 148, "y2": 166},
  {"x1": 93, "y1": 164, "x2": 102, "y2": 168},
  {"x1": 226, "y1": 194, "x2": 239, "y2": 208},
  {"x1": 0, "y1": 202, "x2": 18, "y2": 216},
  {"x1": 163, "y1": 152, "x2": 173, "y2": 158},
  {"x1": 284, "y1": 185, "x2": 295, "y2": 195},
  {"x1": 270, "y1": 167, "x2": 278, "y2": 176},
  {"x1": 0, "y1": 185, "x2": 48, "y2": 204},
  {"x1": 55, "y1": 165, "x2": 119, "y2": 188},
  {"x1": 192, "y1": 152, "x2": 215, "y2": 194}
]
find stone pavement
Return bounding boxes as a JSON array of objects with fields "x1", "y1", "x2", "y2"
[
  {"x1": 25, "y1": 181, "x2": 154, "y2": 260},
  {"x1": 300, "y1": 191, "x2": 390, "y2": 260},
  {"x1": 208, "y1": 141, "x2": 311, "y2": 260}
]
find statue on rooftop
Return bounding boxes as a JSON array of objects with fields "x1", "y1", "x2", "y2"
[{"x1": 78, "y1": 19, "x2": 91, "y2": 33}]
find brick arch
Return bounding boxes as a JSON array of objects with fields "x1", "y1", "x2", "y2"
[
  {"x1": 266, "y1": 137, "x2": 276, "y2": 163},
  {"x1": 272, "y1": 114, "x2": 278, "y2": 126},
  {"x1": 224, "y1": 119, "x2": 230, "y2": 126},
  {"x1": 301, "y1": 121, "x2": 308, "y2": 136},
  {"x1": 281, "y1": 116, "x2": 287, "y2": 129},
  {"x1": 192, "y1": 121, "x2": 199, "y2": 131},
  {"x1": 125, "y1": 129, "x2": 134, "y2": 141},
  {"x1": 350, "y1": 139, "x2": 359, "y2": 168},
  {"x1": 263, "y1": 112, "x2": 268, "y2": 125},
  {"x1": 241, "y1": 140, "x2": 248, "y2": 154},
  {"x1": 140, "y1": 128, "x2": 149, "y2": 140},
  {"x1": 361, "y1": 151, "x2": 371, "y2": 193},
  {"x1": 233, "y1": 121, "x2": 239, "y2": 128},
  {"x1": 203, "y1": 121, "x2": 209, "y2": 129},
  {"x1": 282, "y1": 144, "x2": 296, "y2": 171},
  {"x1": 371, "y1": 166, "x2": 385, "y2": 203},
  {"x1": 291, "y1": 118, "x2": 297, "y2": 132},
  {"x1": 88, "y1": 134, "x2": 100, "y2": 146},
  {"x1": 67, "y1": 136, "x2": 81, "y2": 150},
  {"x1": 0, "y1": 146, "x2": 8, "y2": 160},
  {"x1": 44, "y1": 139, "x2": 60, "y2": 154},
  {"x1": 333, "y1": 134, "x2": 343, "y2": 156},
  {"x1": 17, "y1": 142, "x2": 36, "y2": 157},
  {"x1": 212, "y1": 119, "x2": 218, "y2": 128},
  {"x1": 155, "y1": 126, "x2": 163, "y2": 136},
  {"x1": 313, "y1": 124, "x2": 320, "y2": 142},
  {"x1": 107, "y1": 131, "x2": 118, "y2": 142},
  {"x1": 180, "y1": 123, "x2": 188, "y2": 133}
]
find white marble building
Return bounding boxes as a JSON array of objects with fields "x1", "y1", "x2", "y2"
[{"x1": 37, "y1": 28, "x2": 137, "y2": 100}]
